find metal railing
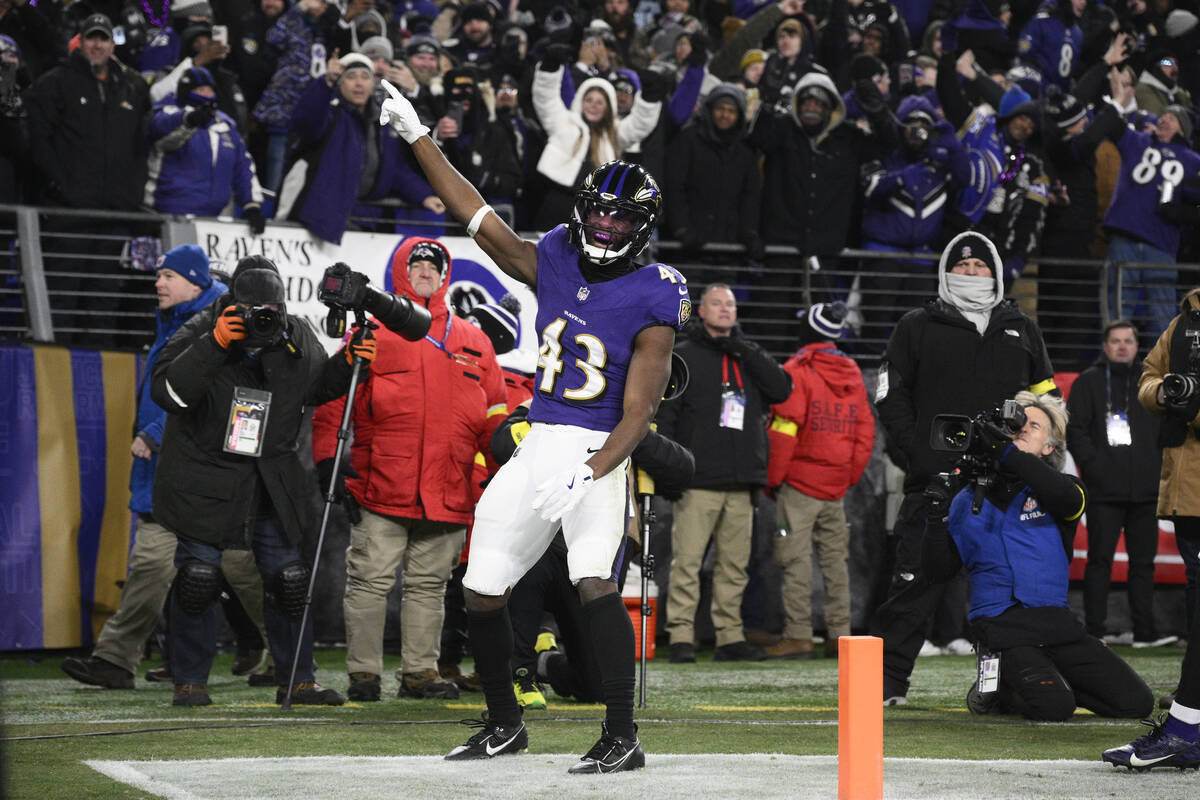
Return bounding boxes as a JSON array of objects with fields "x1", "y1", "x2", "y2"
[{"x1": 2, "y1": 202, "x2": 1196, "y2": 369}]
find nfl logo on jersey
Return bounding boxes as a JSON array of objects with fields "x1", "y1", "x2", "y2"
[{"x1": 576, "y1": 286, "x2": 590, "y2": 303}]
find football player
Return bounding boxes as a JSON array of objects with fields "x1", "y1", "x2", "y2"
[{"x1": 380, "y1": 80, "x2": 690, "y2": 774}]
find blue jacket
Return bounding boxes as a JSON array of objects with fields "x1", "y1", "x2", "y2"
[
  {"x1": 861, "y1": 106, "x2": 969, "y2": 249},
  {"x1": 277, "y1": 78, "x2": 434, "y2": 244},
  {"x1": 1017, "y1": 2, "x2": 1082, "y2": 93},
  {"x1": 129, "y1": 278, "x2": 228, "y2": 513},
  {"x1": 145, "y1": 99, "x2": 262, "y2": 216}
]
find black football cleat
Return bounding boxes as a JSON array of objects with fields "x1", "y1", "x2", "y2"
[
  {"x1": 444, "y1": 715, "x2": 528, "y2": 760},
  {"x1": 568, "y1": 723, "x2": 645, "y2": 774}
]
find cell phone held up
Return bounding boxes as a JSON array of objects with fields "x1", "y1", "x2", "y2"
[{"x1": 445, "y1": 100, "x2": 464, "y2": 128}]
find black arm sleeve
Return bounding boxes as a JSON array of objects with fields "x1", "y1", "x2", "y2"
[
  {"x1": 936, "y1": 52, "x2": 972, "y2": 130},
  {"x1": 997, "y1": 448, "x2": 1087, "y2": 523}
]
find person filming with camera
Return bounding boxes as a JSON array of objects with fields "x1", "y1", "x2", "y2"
[
  {"x1": 1102, "y1": 287, "x2": 1200, "y2": 770},
  {"x1": 923, "y1": 392, "x2": 1152, "y2": 723},
  {"x1": 150, "y1": 254, "x2": 379, "y2": 707}
]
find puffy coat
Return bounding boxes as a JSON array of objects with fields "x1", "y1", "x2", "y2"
[
  {"x1": 311, "y1": 237, "x2": 508, "y2": 524},
  {"x1": 532, "y1": 67, "x2": 661, "y2": 188},
  {"x1": 151, "y1": 293, "x2": 357, "y2": 547},
  {"x1": 129, "y1": 279, "x2": 228, "y2": 514},
  {"x1": 1138, "y1": 288, "x2": 1200, "y2": 518},
  {"x1": 767, "y1": 343, "x2": 876, "y2": 501},
  {"x1": 144, "y1": 101, "x2": 262, "y2": 216}
]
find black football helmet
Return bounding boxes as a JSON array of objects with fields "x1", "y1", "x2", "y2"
[{"x1": 569, "y1": 160, "x2": 662, "y2": 266}]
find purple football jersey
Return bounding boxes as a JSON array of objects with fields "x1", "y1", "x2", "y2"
[
  {"x1": 1104, "y1": 128, "x2": 1200, "y2": 255},
  {"x1": 527, "y1": 225, "x2": 691, "y2": 432}
]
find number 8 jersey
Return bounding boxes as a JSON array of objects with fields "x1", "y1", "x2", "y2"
[
  {"x1": 528, "y1": 225, "x2": 691, "y2": 433},
  {"x1": 1104, "y1": 125, "x2": 1200, "y2": 257}
]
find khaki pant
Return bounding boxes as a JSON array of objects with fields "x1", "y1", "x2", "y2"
[
  {"x1": 343, "y1": 509, "x2": 466, "y2": 676},
  {"x1": 666, "y1": 488, "x2": 753, "y2": 647},
  {"x1": 774, "y1": 485, "x2": 851, "y2": 641},
  {"x1": 93, "y1": 517, "x2": 265, "y2": 674}
]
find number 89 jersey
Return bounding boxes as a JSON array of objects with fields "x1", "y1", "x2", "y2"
[
  {"x1": 528, "y1": 225, "x2": 690, "y2": 433},
  {"x1": 1104, "y1": 127, "x2": 1200, "y2": 256}
]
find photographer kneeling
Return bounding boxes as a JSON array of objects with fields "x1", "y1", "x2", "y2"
[{"x1": 924, "y1": 392, "x2": 1153, "y2": 722}]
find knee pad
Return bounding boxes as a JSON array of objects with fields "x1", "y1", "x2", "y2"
[
  {"x1": 175, "y1": 560, "x2": 222, "y2": 616},
  {"x1": 269, "y1": 561, "x2": 311, "y2": 620}
]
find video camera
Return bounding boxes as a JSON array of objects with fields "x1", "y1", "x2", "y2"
[
  {"x1": 929, "y1": 400, "x2": 1027, "y2": 514},
  {"x1": 318, "y1": 262, "x2": 432, "y2": 341}
]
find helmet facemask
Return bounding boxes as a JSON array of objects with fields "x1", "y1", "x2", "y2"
[{"x1": 568, "y1": 161, "x2": 661, "y2": 267}]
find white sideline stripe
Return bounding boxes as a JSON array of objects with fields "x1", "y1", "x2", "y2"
[
  {"x1": 84, "y1": 761, "x2": 208, "y2": 800},
  {"x1": 84, "y1": 754, "x2": 1200, "y2": 800}
]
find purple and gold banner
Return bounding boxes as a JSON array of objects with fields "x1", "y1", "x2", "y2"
[{"x1": 0, "y1": 344, "x2": 137, "y2": 650}]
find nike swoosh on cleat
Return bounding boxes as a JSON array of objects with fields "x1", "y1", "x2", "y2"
[
  {"x1": 485, "y1": 737, "x2": 511, "y2": 756},
  {"x1": 1128, "y1": 754, "x2": 1176, "y2": 767}
]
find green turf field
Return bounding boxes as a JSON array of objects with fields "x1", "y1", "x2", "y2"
[{"x1": 0, "y1": 643, "x2": 1192, "y2": 799}]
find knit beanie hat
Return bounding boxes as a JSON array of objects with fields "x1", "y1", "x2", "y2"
[
  {"x1": 157, "y1": 244, "x2": 212, "y2": 289},
  {"x1": 466, "y1": 294, "x2": 521, "y2": 354},
  {"x1": 946, "y1": 233, "x2": 998, "y2": 274},
  {"x1": 797, "y1": 300, "x2": 848, "y2": 340},
  {"x1": 408, "y1": 240, "x2": 449, "y2": 275},
  {"x1": 231, "y1": 255, "x2": 285, "y2": 304}
]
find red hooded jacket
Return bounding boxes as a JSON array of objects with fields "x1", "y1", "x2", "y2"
[
  {"x1": 312, "y1": 237, "x2": 508, "y2": 524},
  {"x1": 767, "y1": 343, "x2": 875, "y2": 501}
]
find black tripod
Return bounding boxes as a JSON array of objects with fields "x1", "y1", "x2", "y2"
[{"x1": 281, "y1": 318, "x2": 376, "y2": 709}]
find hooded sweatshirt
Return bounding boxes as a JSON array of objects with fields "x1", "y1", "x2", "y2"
[{"x1": 937, "y1": 230, "x2": 1005, "y2": 335}]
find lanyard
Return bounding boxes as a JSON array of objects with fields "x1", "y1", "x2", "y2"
[
  {"x1": 1104, "y1": 363, "x2": 1131, "y2": 415},
  {"x1": 721, "y1": 354, "x2": 743, "y2": 392},
  {"x1": 423, "y1": 312, "x2": 453, "y2": 356}
]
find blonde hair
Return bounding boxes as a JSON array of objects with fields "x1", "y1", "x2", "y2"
[
  {"x1": 577, "y1": 87, "x2": 618, "y2": 166},
  {"x1": 1013, "y1": 390, "x2": 1068, "y2": 469}
]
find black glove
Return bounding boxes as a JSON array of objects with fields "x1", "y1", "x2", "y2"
[
  {"x1": 185, "y1": 104, "x2": 216, "y2": 128},
  {"x1": 685, "y1": 32, "x2": 709, "y2": 68},
  {"x1": 638, "y1": 68, "x2": 670, "y2": 103},
  {"x1": 539, "y1": 43, "x2": 574, "y2": 71},
  {"x1": 741, "y1": 231, "x2": 766, "y2": 262},
  {"x1": 316, "y1": 457, "x2": 360, "y2": 503},
  {"x1": 923, "y1": 475, "x2": 955, "y2": 522},
  {"x1": 853, "y1": 78, "x2": 886, "y2": 116},
  {"x1": 244, "y1": 205, "x2": 266, "y2": 235},
  {"x1": 977, "y1": 420, "x2": 1014, "y2": 460},
  {"x1": 713, "y1": 333, "x2": 750, "y2": 357}
]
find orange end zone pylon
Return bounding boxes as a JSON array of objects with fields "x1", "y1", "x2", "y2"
[{"x1": 837, "y1": 635, "x2": 883, "y2": 800}]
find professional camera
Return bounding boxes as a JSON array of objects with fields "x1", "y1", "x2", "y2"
[
  {"x1": 243, "y1": 304, "x2": 286, "y2": 347},
  {"x1": 1163, "y1": 373, "x2": 1200, "y2": 404},
  {"x1": 318, "y1": 262, "x2": 432, "y2": 341},
  {"x1": 929, "y1": 400, "x2": 1027, "y2": 456}
]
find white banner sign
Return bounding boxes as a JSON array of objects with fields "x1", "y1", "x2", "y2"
[{"x1": 190, "y1": 221, "x2": 539, "y2": 373}]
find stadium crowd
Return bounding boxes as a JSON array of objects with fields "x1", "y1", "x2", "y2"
[{"x1": 7, "y1": 0, "x2": 1200, "y2": 775}]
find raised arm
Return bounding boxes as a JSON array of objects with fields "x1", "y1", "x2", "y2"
[{"x1": 379, "y1": 79, "x2": 538, "y2": 287}]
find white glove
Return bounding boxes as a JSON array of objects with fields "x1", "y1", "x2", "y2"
[
  {"x1": 379, "y1": 79, "x2": 430, "y2": 144},
  {"x1": 532, "y1": 463, "x2": 595, "y2": 522}
]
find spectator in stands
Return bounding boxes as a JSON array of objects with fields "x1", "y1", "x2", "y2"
[
  {"x1": 234, "y1": 0, "x2": 287, "y2": 114},
  {"x1": 137, "y1": 0, "x2": 215, "y2": 77},
  {"x1": 859, "y1": 94, "x2": 970, "y2": 344},
  {"x1": 490, "y1": 71, "x2": 545, "y2": 227},
  {"x1": 445, "y1": 2, "x2": 497, "y2": 71},
  {"x1": 845, "y1": 0, "x2": 911, "y2": 60},
  {"x1": 757, "y1": 15, "x2": 816, "y2": 108},
  {"x1": 842, "y1": 54, "x2": 893, "y2": 128},
  {"x1": 1134, "y1": 50, "x2": 1193, "y2": 115},
  {"x1": 312, "y1": 238, "x2": 507, "y2": 702},
  {"x1": 1100, "y1": 67, "x2": 1200, "y2": 341},
  {"x1": 766, "y1": 301, "x2": 875, "y2": 659},
  {"x1": 1066, "y1": 319, "x2": 1172, "y2": 648},
  {"x1": 981, "y1": 84, "x2": 1049, "y2": 283},
  {"x1": 0, "y1": 0, "x2": 55, "y2": 79},
  {"x1": 59, "y1": 246, "x2": 267, "y2": 691},
  {"x1": 1017, "y1": 0, "x2": 1084, "y2": 94},
  {"x1": 149, "y1": 23, "x2": 247, "y2": 134},
  {"x1": 144, "y1": 66, "x2": 266, "y2": 233},
  {"x1": 749, "y1": 71, "x2": 895, "y2": 309},
  {"x1": 0, "y1": 33, "x2": 30, "y2": 204},
  {"x1": 275, "y1": 52, "x2": 444, "y2": 245},
  {"x1": 252, "y1": 0, "x2": 337, "y2": 199},
  {"x1": 664, "y1": 83, "x2": 762, "y2": 263},
  {"x1": 656, "y1": 284, "x2": 792, "y2": 664},
  {"x1": 733, "y1": 48, "x2": 766, "y2": 118},
  {"x1": 530, "y1": 47, "x2": 661, "y2": 230},
  {"x1": 393, "y1": 34, "x2": 446, "y2": 128},
  {"x1": 27, "y1": 13, "x2": 149, "y2": 211},
  {"x1": 434, "y1": 67, "x2": 524, "y2": 203},
  {"x1": 600, "y1": 0, "x2": 649, "y2": 67},
  {"x1": 871, "y1": 231, "x2": 1058, "y2": 705}
]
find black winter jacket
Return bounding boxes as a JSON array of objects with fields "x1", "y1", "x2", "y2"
[
  {"x1": 876, "y1": 299, "x2": 1056, "y2": 493},
  {"x1": 655, "y1": 322, "x2": 792, "y2": 489},
  {"x1": 1066, "y1": 356, "x2": 1162, "y2": 504},
  {"x1": 26, "y1": 51, "x2": 149, "y2": 210},
  {"x1": 151, "y1": 303, "x2": 355, "y2": 547}
]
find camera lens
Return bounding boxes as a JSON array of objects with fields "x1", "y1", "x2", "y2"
[{"x1": 246, "y1": 306, "x2": 284, "y2": 344}]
